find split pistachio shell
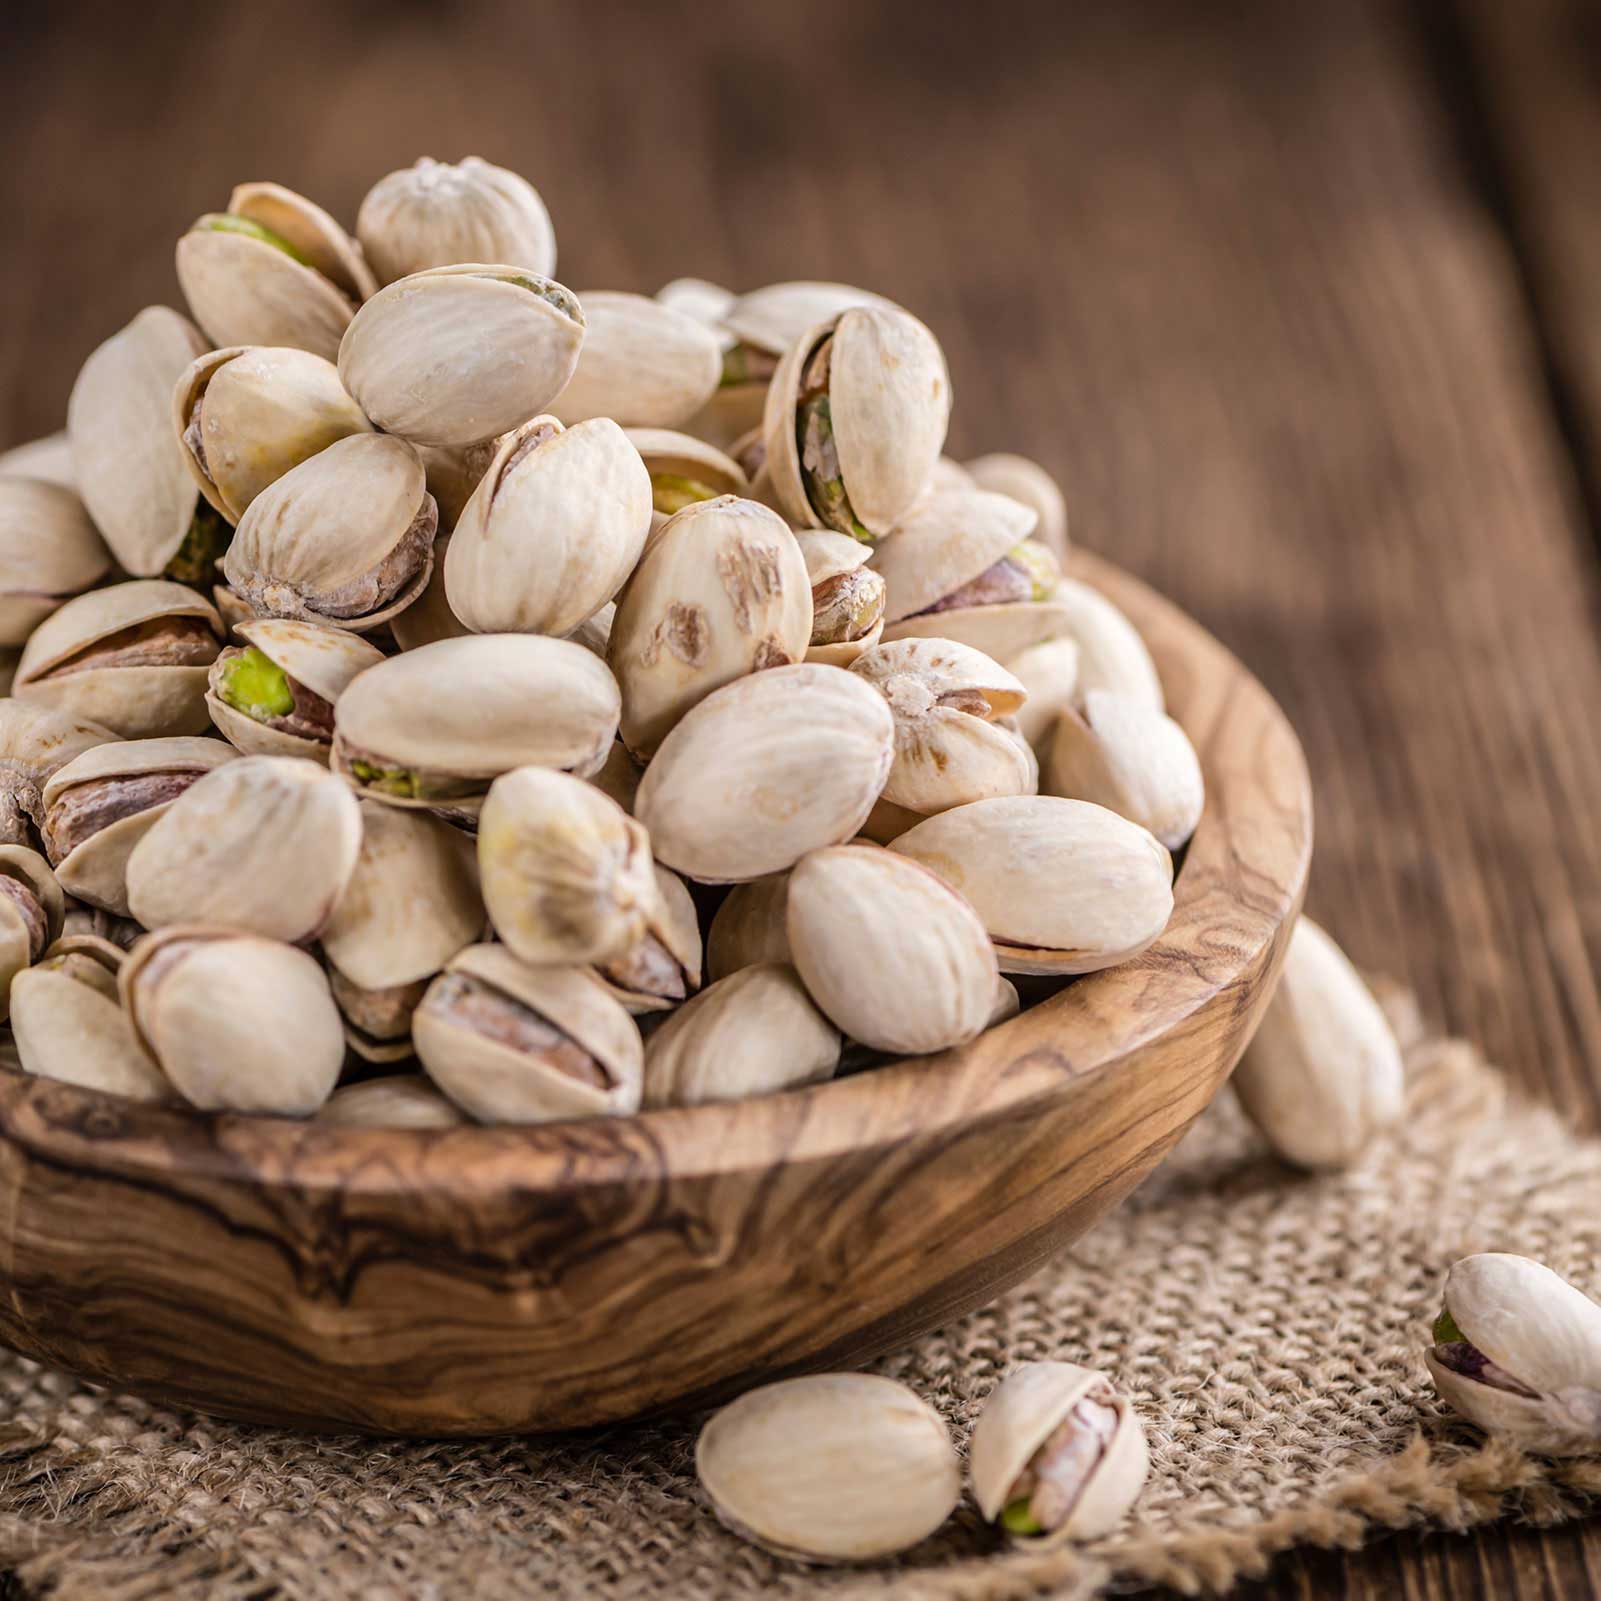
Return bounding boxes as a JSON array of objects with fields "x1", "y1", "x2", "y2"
[
  {"x1": 696, "y1": 1373, "x2": 960, "y2": 1564},
  {"x1": 174, "y1": 345, "x2": 374, "y2": 523},
  {"x1": 318, "y1": 1074, "x2": 467, "y2": 1129},
  {"x1": 67, "y1": 305, "x2": 212, "y2": 578},
  {"x1": 320, "y1": 800, "x2": 482, "y2": 990},
  {"x1": 797, "y1": 528, "x2": 887, "y2": 666},
  {"x1": 224, "y1": 433, "x2": 437, "y2": 632},
  {"x1": 627, "y1": 427, "x2": 747, "y2": 526},
  {"x1": 0, "y1": 433, "x2": 76, "y2": 488},
  {"x1": 228, "y1": 181, "x2": 376, "y2": 300},
  {"x1": 1051, "y1": 578, "x2": 1164, "y2": 711},
  {"x1": 636, "y1": 664, "x2": 895, "y2": 883},
  {"x1": 643, "y1": 962, "x2": 839, "y2": 1107},
  {"x1": 415, "y1": 943, "x2": 643, "y2": 1122},
  {"x1": 444, "y1": 415, "x2": 651, "y2": 636},
  {"x1": 14, "y1": 580, "x2": 223, "y2": 738},
  {"x1": 705, "y1": 871, "x2": 791, "y2": 981},
  {"x1": 721, "y1": 281, "x2": 898, "y2": 361},
  {"x1": 1231, "y1": 917, "x2": 1404, "y2": 1169},
  {"x1": 126, "y1": 754, "x2": 362, "y2": 942},
  {"x1": 873, "y1": 486, "x2": 1036, "y2": 624},
  {"x1": 0, "y1": 700, "x2": 116, "y2": 839},
  {"x1": 357, "y1": 156, "x2": 556, "y2": 285},
  {"x1": 764, "y1": 305, "x2": 951, "y2": 541},
  {"x1": 787, "y1": 846, "x2": 997, "y2": 1053},
  {"x1": 338, "y1": 264, "x2": 585, "y2": 448},
  {"x1": 965, "y1": 453, "x2": 1069, "y2": 566},
  {"x1": 609, "y1": 496, "x2": 811, "y2": 759},
  {"x1": 40, "y1": 735, "x2": 239, "y2": 916},
  {"x1": 332, "y1": 633, "x2": 619, "y2": 810},
  {"x1": 655, "y1": 277, "x2": 735, "y2": 326},
  {"x1": 1047, "y1": 690, "x2": 1204, "y2": 850},
  {"x1": 595, "y1": 864, "x2": 703, "y2": 1012},
  {"x1": 891, "y1": 796, "x2": 1174, "y2": 975},
  {"x1": 551, "y1": 291, "x2": 722, "y2": 428},
  {"x1": 970, "y1": 1362, "x2": 1149, "y2": 1544},
  {"x1": 1427, "y1": 1254, "x2": 1601, "y2": 1455},
  {"x1": 10, "y1": 942, "x2": 174, "y2": 1101},
  {"x1": 0, "y1": 479, "x2": 115, "y2": 647},
  {"x1": 477, "y1": 766, "x2": 657, "y2": 967},
  {"x1": 390, "y1": 536, "x2": 470, "y2": 650},
  {"x1": 120, "y1": 925, "x2": 345, "y2": 1114},
  {"x1": 1007, "y1": 636, "x2": 1082, "y2": 755},
  {"x1": 0, "y1": 845, "x2": 64, "y2": 1019},
  {"x1": 850, "y1": 637, "x2": 1033, "y2": 814}
]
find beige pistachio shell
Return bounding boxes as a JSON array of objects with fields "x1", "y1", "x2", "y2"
[
  {"x1": 872, "y1": 486, "x2": 1036, "y2": 623},
  {"x1": 318, "y1": 1074, "x2": 467, "y2": 1129},
  {"x1": 969, "y1": 1362, "x2": 1149, "y2": 1544},
  {"x1": 721, "y1": 282, "x2": 898, "y2": 358},
  {"x1": 0, "y1": 432, "x2": 76, "y2": 488},
  {"x1": 0, "y1": 844, "x2": 65, "y2": 1019},
  {"x1": 0, "y1": 479, "x2": 115, "y2": 647},
  {"x1": 627, "y1": 427, "x2": 748, "y2": 517},
  {"x1": 594, "y1": 864, "x2": 703, "y2": 1013},
  {"x1": 332, "y1": 633, "x2": 620, "y2": 804},
  {"x1": 1050, "y1": 578, "x2": 1164, "y2": 710},
  {"x1": 608, "y1": 496, "x2": 812, "y2": 759},
  {"x1": 0, "y1": 700, "x2": 116, "y2": 835},
  {"x1": 1231, "y1": 917, "x2": 1404, "y2": 1169},
  {"x1": 14, "y1": 580, "x2": 223, "y2": 738},
  {"x1": 445, "y1": 415, "x2": 651, "y2": 637},
  {"x1": 655, "y1": 277, "x2": 735, "y2": 326},
  {"x1": 477, "y1": 766, "x2": 657, "y2": 967},
  {"x1": 706, "y1": 872, "x2": 791, "y2": 981},
  {"x1": 229, "y1": 182, "x2": 376, "y2": 301},
  {"x1": 175, "y1": 345, "x2": 374, "y2": 523},
  {"x1": 126, "y1": 755, "x2": 362, "y2": 942},
  {"x1": 764, "y1": 306, "x2": 951, "y2": 539},
  {"x1": 320, "y1": 800, "x2": 482, "y2": 990},
  {"x1": 850, "y1": 637, "x2": 1032, "y2": 814},
  {"x1": 551, "y1": 292, "x2": 722, "y2": 429},
  {"x1": 42, "y1": 735, "x2": 240, "y2": 916},
  {"x1": 636, "y1": 664, "x2": 895, "y2": 883},
  {"x1": 787, "y1": 846, "x2": 997, "y2": 1054},
  {"x1": 212, "y1": 582, "x2": 255, "y2": 636},
  {"x1": 798, "y1": 528, "x2": 887, "y2": 666},
  {"x1": 224, "y1": 433, "x2": 437, "y2": 632},
  {"x1": 390, "y1": 536, "x2": 469, "y2": 650},
  {"x1": 1007, "y1": 636, "x2": 1082, "y2": 755},
  {"x1": 120, "y1": 925, "x2": 345, "y2": 1114},
  {"x1": 696, "y1": 1372, "x2": 960, "y2": 1564},
  {"x1": 415, "y1": 943, "x2": 643, "y2": 1122},
  {"x1": 1047, "y1": 690, "x2": 1204, "y2": 850},
  {"x1": 586, "y1": 739, "x2": 642, "y2": 815},
  {"x1": 415, "y1": 439, "x2": 500, "y2": 530},
  {"x1": 357, "y1": 156, "x2": 556, "y2": 285},
  {"x1": 67, "y1": 305, "x2": 210, "y2": 577},
  {"x1": 965, "y1": 453, "x2": 1069, "y2": 566},
  {"x1": 881, "y1": 600, "x2": 1074, "y2": 659},
  {"x1": 891, "y1": 796, "x2": 1174, "y2": 975},
  {"x1": 338, "y1": 265, "x2": 585, "y2": 448}
]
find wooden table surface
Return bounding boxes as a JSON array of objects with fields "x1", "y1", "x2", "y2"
[{"x1": 4, "y1": 0, "x2": 1601, "y2": 1592}]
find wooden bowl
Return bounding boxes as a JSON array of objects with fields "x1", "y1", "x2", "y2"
[{"x1": 0, "y1": 551, "x2": 1312, "y2": 1435}]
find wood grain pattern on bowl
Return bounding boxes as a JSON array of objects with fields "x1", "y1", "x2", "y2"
[{"x1": 0, "y1": 548, "x2": 1312, "y2": 1435}]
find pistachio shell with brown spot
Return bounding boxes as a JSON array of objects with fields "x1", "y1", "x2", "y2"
[
  {"x1": 0, "y1": 479, "x2": 115, "y2": 647},
  {"x1": 551, "y1": 291, "x2": 722, "y2": 429}
]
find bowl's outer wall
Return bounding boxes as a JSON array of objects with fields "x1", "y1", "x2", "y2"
[{"x1": 0, "y1": 552, "x2": 1312, "y2": 1433}]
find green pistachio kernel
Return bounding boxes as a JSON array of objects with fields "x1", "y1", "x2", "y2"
[
  {"x1": 1009, "y1": 540, "x2": 1061, "y2": 601},
  {"x1": 164, "y1": 502, "x2": 232, "y2": 586},
  {"x1": 650, "y1": 473, "x2": 720, "y2": 516},
  {"x1": 1000, "y1": 1497, "x2": 1043, "y2": 1536},
  {"x1": 218, "y1": 647, "x2": 294, "y2": 723},
  {"x1": 1433, "y1": 1307, "x2": 1465, "y2": 1345},
  {"x1": 482, "y1": 272, "x2": 580, "y2": 320},
  {"x1": 194, "y1": 212, "x2": 308, "y2": 266},
  {"x1": 798, "y1": 395, "x2": 873, "y2": 545},
  {"x1": 350, "y1": 760, "x2": 423, "y2": 800}
]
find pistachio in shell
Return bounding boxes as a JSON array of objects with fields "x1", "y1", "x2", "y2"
[
  {"x1": 626, "y1": 427, "x2": 748, "y2": 526},
  {"x1": 0, "y1": 432, "x2": 76, "y2": 488},
  {"x1": 0, "y1": 478, "x2": 115, "y2": 648},
  {"x1": 317, "y1": 1074, "x2": 467, "y2": 1129},
  {"x1": 551, "y1": 291, "x2": 722, "y2": 429},
  {"x1": 1050, "y1": 577, "x2": 1164, "y2": 711},
  {"x1": 965, "y1": 452, "x2": 1069, "y2": 567},
  {"x1": 594, "y1": 864, "x2": 703, "y2": 1013},
  {"x1": 0, "y1": 844, "x2": 64, "y2": 1019},
  {"x1": 1006, "y1": 635, "x2": 1081, "y2": 755},
  {"x1": 655, "y1": 277, "x2": 735, "y2": 325},
  {"x1": 796, "y1": 528, "x2": 887, "y2": 666},
  {"x1": 705, "y1": 871, "x2": 792, "y2": 982},
  {"x1": 0, "y1": 699, "x2": 117, "y2": 843}
]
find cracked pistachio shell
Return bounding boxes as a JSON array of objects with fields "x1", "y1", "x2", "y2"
[
  {"x1": 332, "y1": 634, "x2": 620, "y2": 809},
  {"x1": 706, "y1": 871, "x2": 791, "y2": 981},
  {"x1": 229, "y1": 182, "x2": 376, "y2": 300},
  {"x1": 390, "y1": 536, "x2": 469, "y2": 651},
  {"x1": 627, "y1": 427, "x2": 747, "y2": 528},
  {"x1": 1427, "y1": 1255, "x2": 1601, "y2": 1455},
  {"x1": 965, "y1": 453, "x2": 1069, "y2": 567},
  {"x1": 721, "y1": 282, "x2": 898, "y2": 359},
  {"x1": 797, "y1": 528, "x2": 886, "y2": 667},
  {"x1": 15, "y1": 580, "x2": 223, "y2": 738},
  {"x1": 338, "y1": 265, "x2": 585, "y2": 448},
  {"x1": 1006, "y1": 636, "x2": 1082, "y2": 755},
  {"x1": 873, "y1": 486, "x2": 1036, "y2": 625},
  {"x1": 415, "y1": 943, "x2": 643, "y2": 1123},
  {"x1": 0, "y1": 479, "x2": 114, "y2": 647},
  {"x1": 764, "y1": 305, "x2": 951, "y2": 540},
  {"x1": 891, "y1": 796, "x2": 1174, "y2": 976},
  {"x1": 608, "y1": 496, "x2": 812, "y2": 760},
  {"x1": 655, "y1": 277, "x2": 735, "y2": 325},
  {"x1": 0, "y1": 844, "x2": 65, "y2": 1018},
  {"x1": 320, "y1": 800, "x2": 482, "y2": 990},
  {"x1": 120, "y1": 925, "x2": 345, "y2": 1114},
  {"x1": 357, "y1": 156, "x2": 556, "y2": 285},
  {"x1": 126, "y1": 754, "x2": 362, "y2": 942},
  {"x1": 851, "y1": 637, "x2": 1032, "y2": 814},
  {"x1": 41, "y1": 735, "x2": 239, "y2": 916},
  {"x1": 174, "y1": 345, "x2": 374, "y2": 523},
  {"x1": 788, "y1": 845, "x2": 997, "y2": 1054},
  {"x1": 642, "y1": 961, "x2": 839, "y2": 1108},
  {"x1": 1050, "y1": 578, "x2": 1164, "y2": 711},
  {"x1": 67, "y1": 306, "x2": 210, "y2": 577},
  {"x1": 318, "y1": 1074, "x2": 467, "y2": 1129},
  {"x1": 0, "y1": 432, "x2": 76, "y2": 488},
  {"x1": 1047, "y1": 690, "x2": 1204, "y2": 851},
  {"x1": 551, "y1": 291, "x2": 722, "y2": 428},
  {"x1": 636, "y1": 664, "x2": 895, "y2": 883},
  {"x1": 594, "y1": 863, "x2": 703, "y2": 1013},
  {"x1": 697, "y1": 1373, "x2": 960, "y2": 1564},
  {"x1": 224, "y1": 433, "x2": 437, "y2": 632},
  {"x1": 1231, "y1": 917, "x2": 1403, "y2": 1169},
  {"x1": 445, "y1": 415, "x2": 651, "y2": 637},
  {"x1": 478, "y1": 766, "x2": 657, "y2": 967},
  {"x1": 11, "y1": 941, "x2": 174, "y2": 1102},
  {"x1": 970, "y1": 1363, "x2": 1149, "y2": 1545},
  {"x1": 0, "y1": 701, "x2": 116, "y2": 839}
]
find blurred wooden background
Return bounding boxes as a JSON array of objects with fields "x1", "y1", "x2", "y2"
[{"x1": 6, "y1": 0, "x2": 1601, "y2": 1593}]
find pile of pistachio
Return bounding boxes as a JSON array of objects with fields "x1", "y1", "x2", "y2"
[{"x1": 0, "y1": 154, "x2": 1209, "y2": 1124}]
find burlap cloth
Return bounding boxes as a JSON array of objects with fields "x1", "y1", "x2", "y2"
[{"x1": 1, "y1": 986, "x2": 1598, "y2": 1600}]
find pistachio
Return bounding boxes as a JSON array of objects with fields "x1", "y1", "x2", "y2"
[
  {"x1": 625, "y1": 428, "x2": 747, "y2": 529},
  {"x1": 328, "y1": 966, "x2": 430, "y2": 1061},
  {"x1": 0, "y1": 478, "x2": 115, "y2": 648},
  {"x1": 567, "y1": 599, "x2": 615, "y2": 661},
  {"x1": 705, "y1": 871, "x2": 792, "y2": 981},
  {"x1": 696, "y1": 1373, "x2": 960, "y2": 1563},
  {"x1": 356, "y1": 156, "x2": 556, "y2": 285},
  {"x1": 796, "y1": 528, "x2": 887, "y2": 666},
  {"x1": 1231, "y1": 917, "x2": 1404, "y2": 1169},
  {"x1": 0, "y1": 844, "x2": 65, "y2": 1019},
  {"x1": 1050, "y1": 577, "x2": 1164, "y2": 711},
  {"x1": 594, "y1": 864, "x2": 703, "y2": 1012},
  {"x1": 318, "y1": 1074, "x2": 467, "y2": 1129},
  {"x1": 970, "y1": 1363, "x2": 1149, "y2": 1544},
  {"x1": 0, "y1": 700, "x2": 116, "y2": 842},
  {"x1": 654, "y1": 277, "x2": 735, "y2": 326},
  {"x1": 965, "y1": 453, "x2": 1070, "y2": 567},
  {"x1": 1005, "y1": 636, "x2": 1082, "y2": 755},
  {"x1": 0, "y1": 432, "x2": 76, "y2": 489}
]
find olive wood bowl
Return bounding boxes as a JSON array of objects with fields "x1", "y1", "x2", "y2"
[{"x1": 0, "y1": 550, "x2": 1312, "y2": 1435}]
